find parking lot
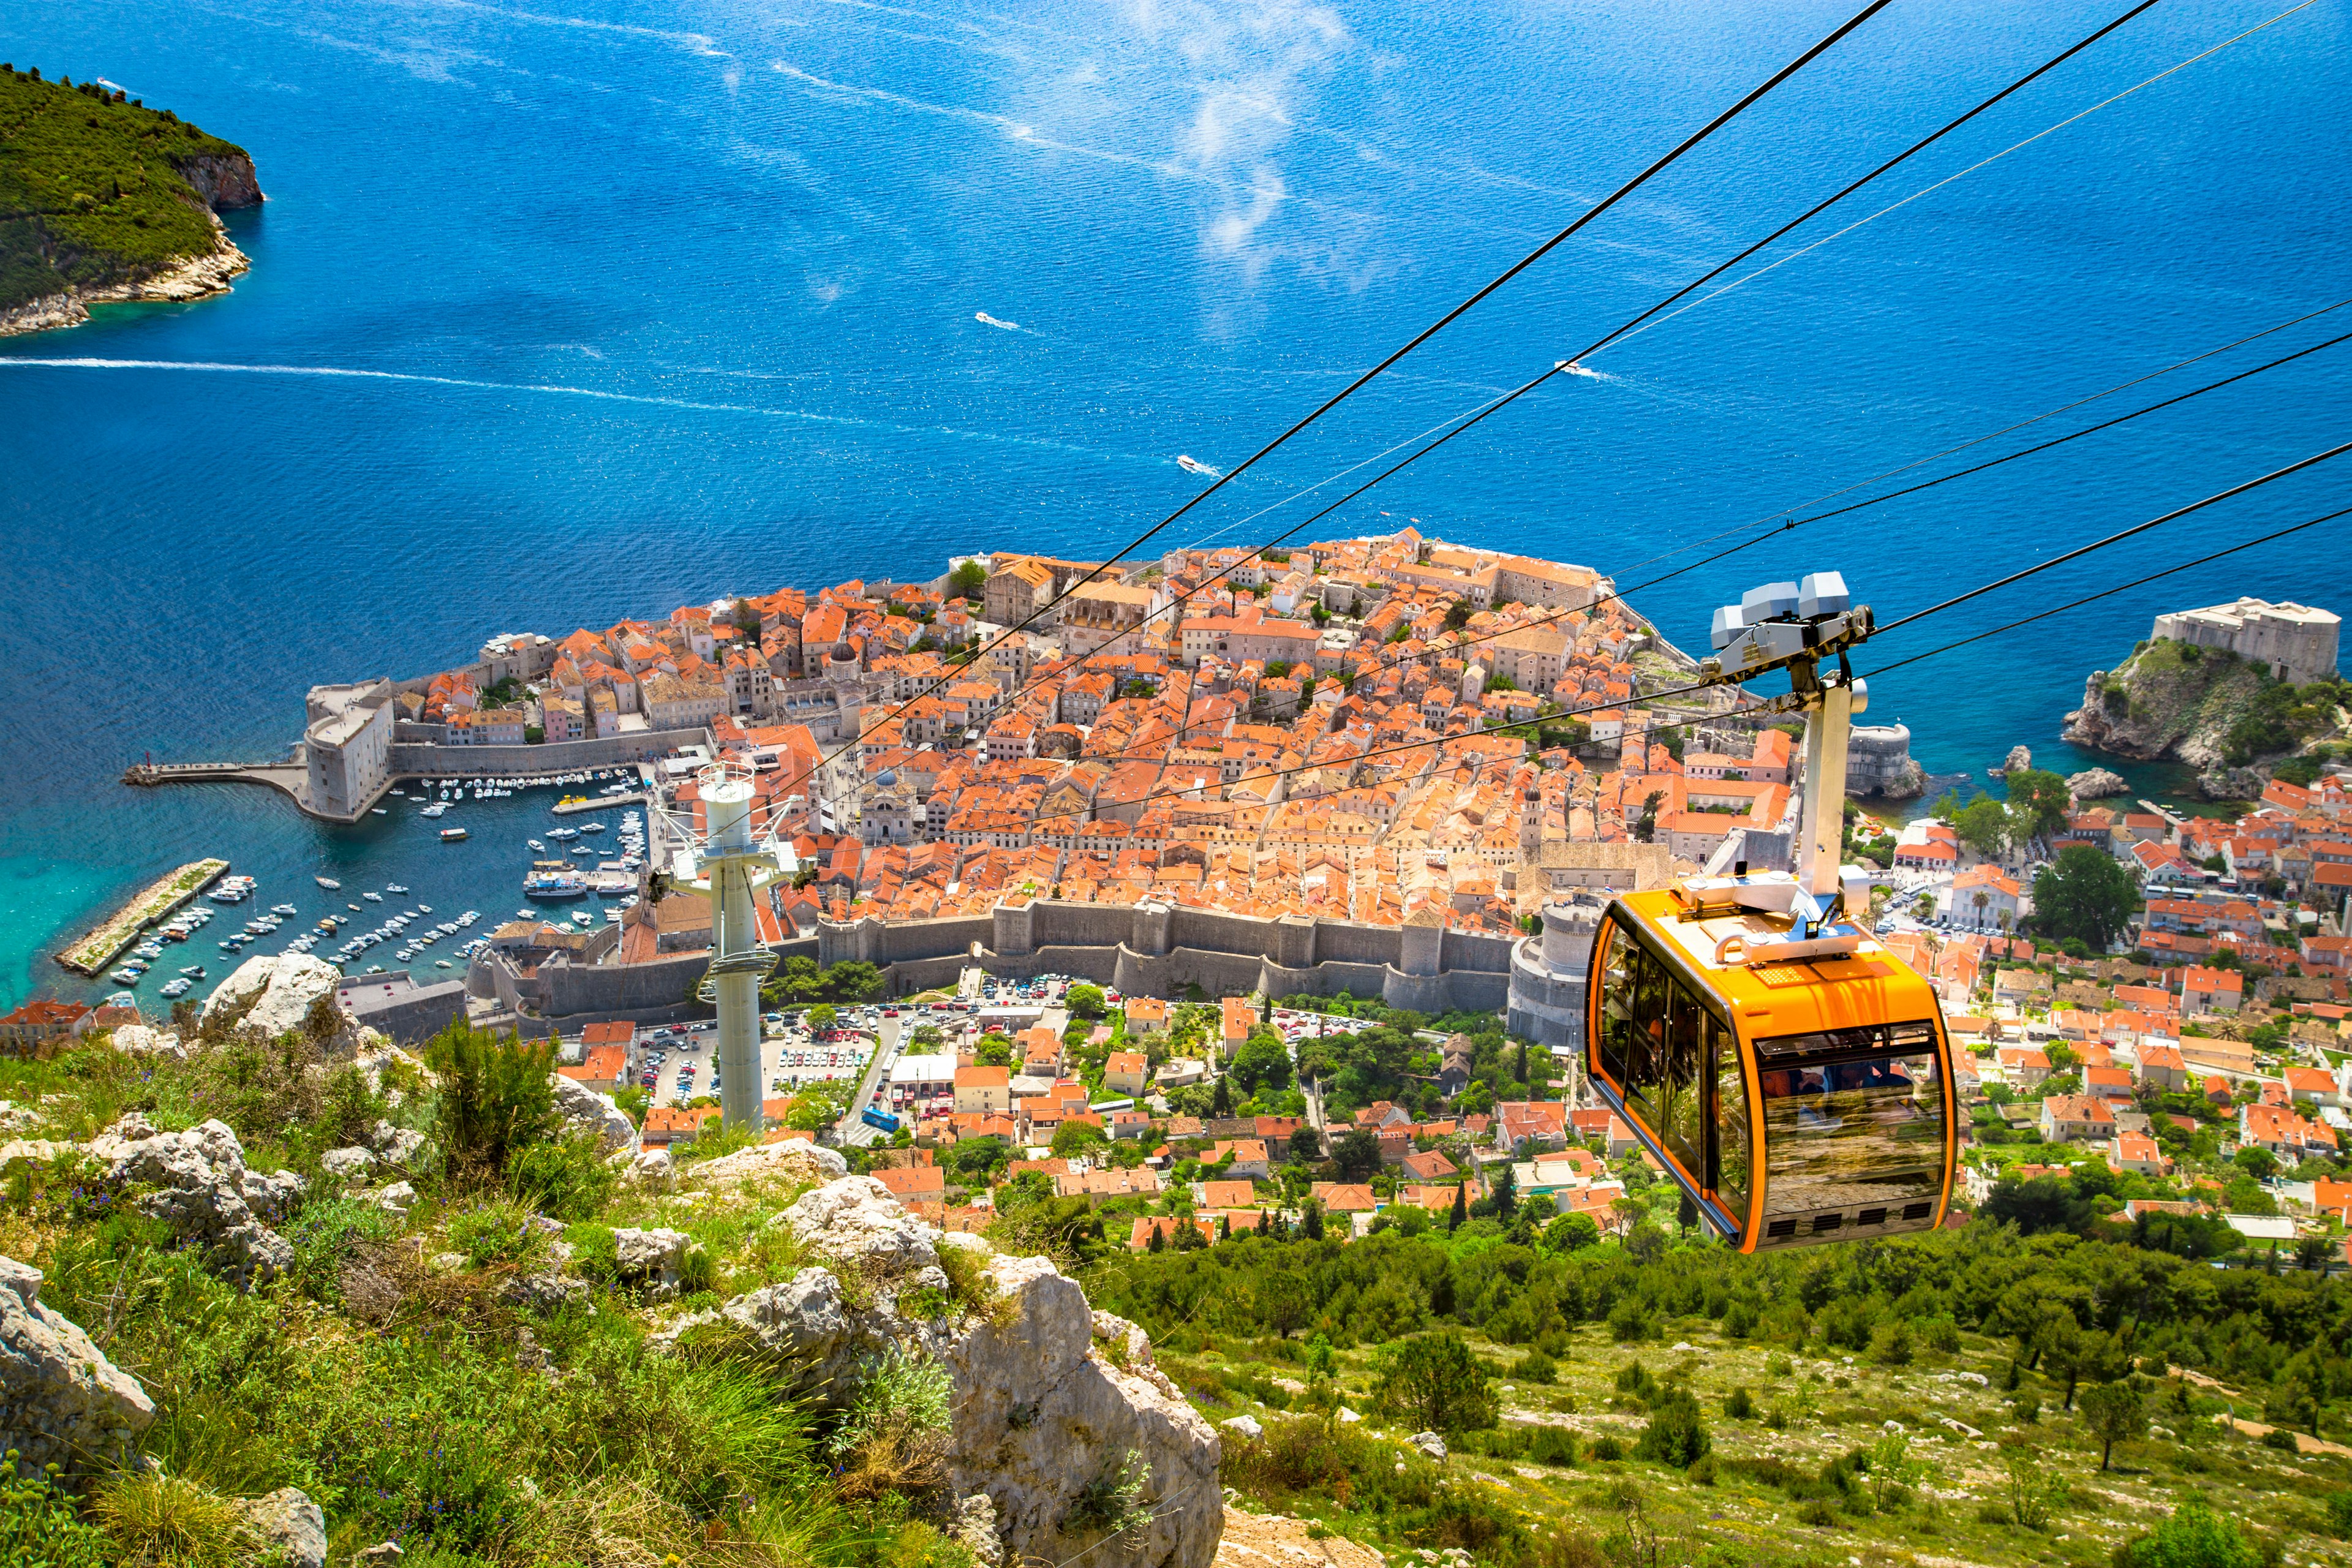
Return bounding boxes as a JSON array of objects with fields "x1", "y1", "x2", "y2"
[{"x1": 628, "y1": 1009, "x2": 889, "y2": 1109}]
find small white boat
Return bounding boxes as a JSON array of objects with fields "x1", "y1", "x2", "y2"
[
  {"x1": 364, "y1": 892, "x2": 383, "y2": 903},
  {"x1": 441, "y1": 827, "x2": 469, "y2": 842},
  {"x1": 371, "y1": 807, "x2": 387, "y2": 816},
  {"x1": 271, "y1": 903, "x2": 298, "y2": 916},
  {"x1": 1177, "y1": 454, "x2": 1221, "y2": 478},
  {"x1": 316, "y1": 876, "x2": 341, "y2": 890},
  {"x1": 386, "y1": 883, "x2": 409, "y2": 894}
]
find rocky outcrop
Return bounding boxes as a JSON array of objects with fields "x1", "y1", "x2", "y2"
[
  {"x1": 1990, "y1": 745, "x2": 2032, "y2": 777},
  {"x1": 2062, "y1": 643, "x2": 2278, "y2": 766},
  {"x1": 690, "y1": 1176, "x2": 1221, "y2": 1568},
  {"x1": 108, "y1": 1024, "x2": 190, "y2": 1062},
  {"x1": 612, "y1": 1227, "x2": 692, "y2": 1294},
  {"x1": 170, "y1": 151, "x2": 265, "y2": 209},
  {"x1": 0, "y1": 1255, "x2": 156, "y2": 1472},
  {"x1": 686, "y1": 1136, "x2": 847, "y2": 1190},
  {"x1": 2066, "y1": 767, "x2": 2128, "y2": 801},
  {"x1": 86, "y1": 1114, "x2": 303, "y2": 1289},
  {"x1": 551, "y1": 1073, "x2": 637, "y2": 1155},
  {"x1": 943, "y1": 1256, "x2": 1221, "y2": 1568},
  {"x1": 233, "y1": 1487, "x2": 325, "y2": 1568},
  {"x1": 202, "y1": 952, "x2": 345, "y2": 1042}
]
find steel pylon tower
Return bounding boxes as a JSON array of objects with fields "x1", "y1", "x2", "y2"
[{"x1": 664, "y1": 761, "x2": 793, "y2": 1134}]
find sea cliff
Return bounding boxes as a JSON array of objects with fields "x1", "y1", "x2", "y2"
[
  {"x1": 2062, "y1": 633, "x2": 2350, "y2": 797},
  {"x1": 0, "y1": 66, "x2": 262, "y2": 337}
]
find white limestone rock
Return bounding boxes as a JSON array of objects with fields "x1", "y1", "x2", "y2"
[
  {"x1": 551, "y1": 1073, "x2": 639, "y2": 1155},
  {"x1": 612, "y1": 1226, "x2": 692, "y2": 1291},
  {"x1": 774, "y1": 1175, "x2": 940, "y2": 1275},
  {"x1": 1222, "y1": 1415, "x2": 1264, "y2": 1439},
  {"x1": 366, "y1": 1181, "x2": 417, "y2": 1215},
  {"x1": 368, "y1": 1119, "x2": 426, "y2": 1166},
  {"x1": 688, "y1": 1136, "x2": 848, "y2": 1189},
  {"x1": 941, "y1": 1251, "x2": 1221, "y2": 1568},
  {"x1": 108, "y1": 1025, "x2": 188, "y2": 1063},
  {"x1": 1411, "y1": 1431, "x2": 1447, "y2": 1460},
  {"x1": 0, "y1": 1256, "x2": 156, "y2": 1473},
  {"x1": 202, "y1": 953, "x2": 345, "y2": 1041},
  {"x1": 626, "y1": 1147, "x2": 675, "y2": 1189},
  {"x1": 86, "y1": 1115, "x2": 300, "y2": 1290},
  {"x1": 233, "y1": 1487, "x2": 326, "y2": 1568},
  {"x1": 322, "y1": 1147, "x2": 378, "y2": 1179}
]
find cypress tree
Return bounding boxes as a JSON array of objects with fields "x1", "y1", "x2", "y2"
[{"x1": 1449, "y1": 1181, "x2": 1467, "y2": 1232}]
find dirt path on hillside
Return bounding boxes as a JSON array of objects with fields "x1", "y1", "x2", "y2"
[{"x1": 1215, "y1": 1506, "x2": 1387, "y2": 1568}]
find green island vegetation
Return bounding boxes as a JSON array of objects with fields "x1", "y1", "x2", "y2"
[
  {"x1": 2086, "y1": 636, "x2": 2351, "y2": 780},
  {"x1": 0, "y1": 65, "x2": 252, "y2": 311}
]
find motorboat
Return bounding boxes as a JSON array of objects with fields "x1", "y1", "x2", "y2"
[
  {"x1": 386, "y1": 883, "x2": 409, "y2": 894},
  {"x1": 440, "y1": 827, "x2": 470, "y2": 842},
  {"x1": 364, "y1": 892, "x2": 383, "y2": 903},
  {"x1": 581, "y1": 822, "x2": 606, "y2": 833},
  {"x1": 316, "y1": 876, "x2": 341, "y2": 890},
  {"x1": 349, "y1": 903, "x2": 363, "y2": 912},
  {"x1": 271, "y1": 903, "x2": 298, "y2": 916},
  {"x1": 527, "y1": 839, "x2": 545, "y2": 852}
]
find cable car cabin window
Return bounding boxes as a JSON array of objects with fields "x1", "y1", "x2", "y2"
[
  {"x1": 1712, "y1": 1010, "x2": 1749, "y2": 1220},
  {"x1": 1753, "y1": 1027, "x2": 1944, "y2": 1218},
  {"x1": 1596, "y1": 924, "x2": 1719, "y2": 1185}
]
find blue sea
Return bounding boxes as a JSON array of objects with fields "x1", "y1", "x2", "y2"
[{"x1": 3, "y1": 0, "x2": 2348, "y2": 1008}]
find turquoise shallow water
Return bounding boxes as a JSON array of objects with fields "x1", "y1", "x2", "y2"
[{"x1": 2, "y1": 0, "x2": 2348, "y2": 1006}]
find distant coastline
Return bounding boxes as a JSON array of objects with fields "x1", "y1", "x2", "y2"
[{"x1": 0, "y1": 65, "x2": 262, "y2": 337}]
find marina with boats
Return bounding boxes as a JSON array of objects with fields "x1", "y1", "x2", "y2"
[{"x1": 56, "y1": 769, "x2": 652, "y2": 1013}]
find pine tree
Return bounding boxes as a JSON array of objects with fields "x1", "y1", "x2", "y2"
[
  {"x1": 1449, "y1": 1181, "x2": 1467, "y2": 1232},
  {"x1": 1147, "y1": 1223, "x2": 1165, "y2": 1253}
]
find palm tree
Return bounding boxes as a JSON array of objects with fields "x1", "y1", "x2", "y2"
[{"x1": 1972, "y1": 890, "x2": 1991, "y2": 927}]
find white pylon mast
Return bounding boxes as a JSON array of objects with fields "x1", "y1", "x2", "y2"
[{"x1": 663, "y1": 761, "x2": 794, "y2": 1134}]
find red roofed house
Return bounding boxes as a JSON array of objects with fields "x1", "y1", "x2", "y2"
[
  {"x1": 2285, "y1": 1066, "x2": 2340, "y2": 1108},
  {"x1": 1310, "y1": 1182, "x2": 1378, "y2": 1213},
  {"x1": 1220, "y1": 996, "x2": 1257, "y2": 1058},
  {"x1": 1496, "y1": 1099, "x2": 1570, "y2": 1152},
  {"x1": 2113, "y1": 1131, "x2": 2171, "y2": 1176},
  {"x1": 2239, "y1": 1101, "x2": 2338, "y2": 1159},
  {"x1": 2084, "y1": 1065, "x2": 2135, "y2": 1102},
  {"x1": 1997, "y1": 1046, "x2": 2051, "y2": 1090},
  {"x1": 1401, "y1": 1148, "x2": 1458, "y2": 1182},
  {"x1": 2182, "y1": 965, "x2": 2245, "y2": 1015},
  {"x1": 1204, "y1": 1139, "x2": 1271, "y2": 1180},
  {"x1": 953, "y1": 1065, "x2": 1011, "y2": 1115},
  {"x1": 871, "y1": 1164, "x2": 947, "y2": 1205},
  {"x1": 0, "y1": 999, "x2": 89, "y2": 1055},
  {"x1": 1102, "y1": 1050, "x2": 1149, "y2": 1097},
  {"x1": 1196, "y1": 1178, "x2": 1258, "y2": 1210},
  {"x1": 559, "y1": 1044, "x2": 630, "y2": 1095},
  {"x1": 2134, "y1": 1044, "x2": 2188, "y2": 1091},
  {"x1": 2040, "y1": 1093, "x2": 2116, "y2": 1143}
]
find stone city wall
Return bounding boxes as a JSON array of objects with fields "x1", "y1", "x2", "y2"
[
  {"x1": 503, "y1": 897, "x2": 1514, "y2": 1023},
  {"x1": 389, "y1": 728, "x2": 708, "y2": 779}
]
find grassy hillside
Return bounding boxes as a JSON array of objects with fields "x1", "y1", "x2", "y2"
[
  {"x1": 0, "y1": 65, "x2": 252, "y2": 310},
  {"x1": 0, "y1": 1023, "x2": 971, "y2": 1566},
  {"x1": 1101, "y1": 1217, "x2": 2352, "y2": 1568}
]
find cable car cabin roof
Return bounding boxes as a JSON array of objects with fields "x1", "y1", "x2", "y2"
[{"x1": 1607, "y1": 886, "x2": 1941, "y2": 1041}]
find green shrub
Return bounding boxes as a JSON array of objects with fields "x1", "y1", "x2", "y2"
[
  {"x1": 1923, "y1": 1316, "x2": 1961, "y2": 1354},
  {"x1": 505, "y1": 1130, "x2": 617, "y2": 1221},
  {"x1": 676, "y1": 1245, "x2": 719, "y2": 1297},
  {"x1": 566, "y1": 1222, "x2": 619, "y2": 1283},
  {"x1": 1589, "y1": 1435, "x2": 1624, "y2": 1461},
  {"x1": 284, "y1": 1194, "x2": 401, "y2": 1303},
  {"x1": 1607, "y1": 1297, "x2": 1652, "y2": 1342},
  {"x1": 0, "y1": 1453, "x2": 111, "y2": 1567},
  {"x1": 1518, "y1": 1348, "x2": 1557, "y2": 1385},
  {"x1": 423, "y1": 1022, "x2": 557, "y2": 1177},
  {"x1": 1370, "y1": 1332, "x2": 1497, "y2": 1436},
  {"x1": 1686, "y1": 1453, "x2": 1718, "y2": 1485},
  {"x1": 1798, "y1": 1497, "x2": 1838, "y2": 1526},
  {"x1": 1635, "y1": 1386, "x2": 1710, "y2": 1467},
  {"x1": 1721, "y1": 1299, "x2": 1757, "y2": 1338},
  {"x1": 1724, "y1": 1386, "x2": 1753, "y2": 1419},
  {"x1": 2261, "y1": 1428, "x2": 2301, "y2": 1452},
  {"x1": 2328, "y1": 1490, "x2": 2352, "y2": 1539},
  {"x1": 1064, "y1": 1449, "x2": 1153, "y2": 1540},
  {"x1": 2113, "y1": 1496, "x2": 2264, "y2": 1568},
  {"x1": 448, "y1": 1200, "x2": 546, "y2": 1268},
  {"x1": 1527, "y1": 1426, "x2": 1578, "y2": 1466}
]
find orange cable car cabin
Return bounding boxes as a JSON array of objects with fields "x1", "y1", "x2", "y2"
[{"x1": 1584, "y1": 886, "x2": 1956, "y2": 1250}]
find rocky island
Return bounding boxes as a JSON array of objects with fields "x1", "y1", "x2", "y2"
[
  {"x1": 2064, "y1": 595, "x2": 2349, "y2": 797},
  {"x1": 0, "y1": 65, "x2": 262, "y2": 336}
]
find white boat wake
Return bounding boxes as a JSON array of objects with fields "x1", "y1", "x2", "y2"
[{"x1": 974, "y1": 312, "x2": 1022, "y2": 331}]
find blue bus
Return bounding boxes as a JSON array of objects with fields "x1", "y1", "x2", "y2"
[{"x1": 861, "y1": 1106, "x2": 901, "y2": 1134}]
